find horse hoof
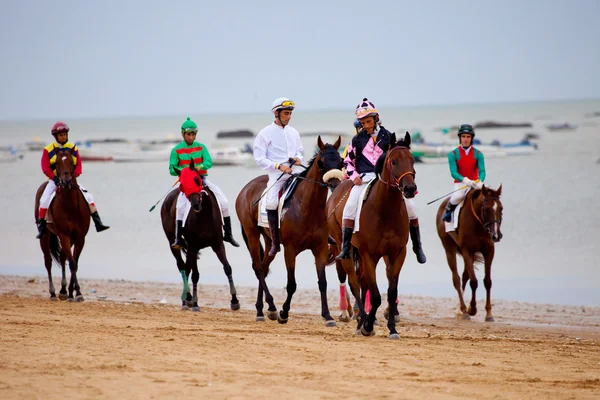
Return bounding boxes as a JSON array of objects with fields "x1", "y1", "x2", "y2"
[
  {"x1": 485, "y1": 316, "x2": 495, "y2": 322},
  {"x1": 389, "y1": 333, "x2": 401, "y2": 340},
  {"x1": 50, "y1": 296, "x2": 58, "y2": 302},
  {"x1": 192, "y1": 306, "x2": 200, "y2": 312},
  {"x1": 461, "y1": 313, "x2": 471, "y2": 320},
  {"x1": 325, "y1": 320, "x2": 337, "y2": 328},
  {"x1": 230, "y1": 302, "x2": 241, "y2": 311},
  {"x1": 67, "y1": 298, "x2": 75, "y2": 303},
  {"x1": 267, "y1": 310, "x2": 278, "y2": 321},
  {"x1": 355, "y1": 329, "x2": 361, "y2": 336},
  {"x1": 75, "y1": 295, "x2": 84, "y2": 302},
  {"x1": 338, "y1": 315, "x2": 350, "y2": 323},
  {"x1": 186, "y1": 301, "x2": 194, "y2": 308},
  {"x1": 58, "y1": 293, "x2": 68, "y2": 301},
  {"x1": 277, "y1": 313, "x2": 288, "y2": 324},
  {"x1": 256, "y1": 316, "x2": 265, "y2": 322},
  {"x1": 360, "y1": 326, "x2": 375, "y2": 337},
  {"x1": 181, "y1": 306, "x2": 190, "y2": 311}
]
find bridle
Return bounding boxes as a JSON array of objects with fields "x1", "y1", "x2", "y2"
[
  {"x1": 378, "y1": 146, "x2": 415, "y2": 193},
  {"x1": 471, "y1": 194, "x2": 502, "y2": 233}
]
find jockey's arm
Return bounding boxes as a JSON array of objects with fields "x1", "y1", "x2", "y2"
[
  {"x1": 199, "y1": 145, "x2": 213, "y2": 171},
  {"x1": 253, "y1": 134, "x2": 277, "y2": 171},
  {"x1": 476, "y1": 151, "x2": 486, "y2": 182},
  {"x1": 293, "y1": 133, "x2": 304, "y2": 163},
  {"x1": 448, "y1": 150, "x2": 464, "y2": 181},
  {"x1": 73, "y1": 146, "x2": 82, "y2": 177},
  {"x1": 344, "y1": 140, "x2": 360, "y2": 180},
  {"x1": 168, "y1": 148, "x2": 181, "y2": 176},
  {"x1": 41, "y1": 149, "x2": 55, "y2": 179}
]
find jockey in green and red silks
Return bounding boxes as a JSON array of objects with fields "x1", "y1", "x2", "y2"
[
  {"x1": 36, "y1": 122, "x2": 110, "y2": 239},
  {"x1": 168, "y1": 117, "x2": 239, "y2": 249}
]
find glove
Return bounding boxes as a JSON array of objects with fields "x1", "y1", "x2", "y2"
[
  {"x1": 473, "y1": 180, "x2": 484, "y2": 190},
  {"x1": 462, "y1": 177, "x2": 474, "y2": 187},
  {"x1": 52, "y1": 176, "x2": 60, "y2": 186}
]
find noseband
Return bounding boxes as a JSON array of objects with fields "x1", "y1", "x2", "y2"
[{"x1": 471, "y1": 195, "x2": 502, "y2": 232}]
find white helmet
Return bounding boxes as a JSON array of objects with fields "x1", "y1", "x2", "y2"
[{"x1": 271, "y1": 97, "x2": 295, "y2": 113}]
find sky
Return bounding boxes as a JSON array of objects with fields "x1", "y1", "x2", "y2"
[{"x1": 1, "y1": 0, "x2": 599, "y2": 120}]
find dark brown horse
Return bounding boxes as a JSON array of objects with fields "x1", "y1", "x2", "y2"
[
  {"x1": 327, "y1": 132, "x2": 416, "y2": 339},
  {"x1": 34, "y1": 147, "x2": 91, "y2": 301},
  {"x1": 161, "y1": 159, "x2": 240, "y2": 311},
  {"x1": 235, "y1": 136, "x2": 344, "y2": 325},
  {"x1": 436, "y1": 185, "x2": 503, "y2": 321}
]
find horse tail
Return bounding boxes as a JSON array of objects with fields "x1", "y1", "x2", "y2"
[
  {"x1": 240, "y1": 227, "x2": 264, "y2": 260},
  {"x1": 49, "y1": 233, "x2": 62, "y2": 266},
  {"x1": 455, "y1": 247, "x2": 482, "y2": 271}
]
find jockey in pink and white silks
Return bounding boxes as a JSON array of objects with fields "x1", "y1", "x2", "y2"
[
  {"x1": 336, "y1": 98, "x2": 426, "y2": 264},
  {"x1": 253, "y1": 97, "x2": 304, "y2": 256}
]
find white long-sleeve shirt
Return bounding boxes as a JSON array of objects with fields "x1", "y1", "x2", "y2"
[{"x1": 253, "y1": 122, "x2": 304, "y2": 172}]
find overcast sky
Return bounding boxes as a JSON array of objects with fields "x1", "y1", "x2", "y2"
[{"x1": 1, "y1": 0, "x2": 599, "y2": 120}]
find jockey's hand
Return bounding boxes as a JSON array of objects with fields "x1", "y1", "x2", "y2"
[
  {"x1": 462, "y1": 177, "x2": 474, "y2": 187},
  {"x1": 279, "y1": 165, "x2": 293, "y2": 174},
  {"x1": 473, "y1": 180, "x2": 484, "y2": 190},
  {"x1": 292, "y1": 157, "x2": 301, "y2": 166},
  {"x1": 353, "y1": 175, "x2": 363, "y2": 185},
  {"x1": 52, "y1": 176, "x2": 60, "y2": 186}
]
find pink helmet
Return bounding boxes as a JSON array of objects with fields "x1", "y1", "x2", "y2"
[
  {"x1": 51, "y1": 122, "x2": 69, "y2": 136},
  {"x1": 355, "y1": 98, "x2": 378, "y2": 120}
]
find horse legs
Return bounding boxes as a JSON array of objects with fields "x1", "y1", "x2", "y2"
[
  {"x1": 313, "y1": 244, "x2": 336, "y2": 327},
  {"x1": 462, "y1": 268, "x2": 469, "y2": 292},
  {"x1": 461, "y1": 251, "x2": 478, "y2": 316},
  {"x1": 245, "y1": 229, "x2": 276, "y2": 321},
  {"x1": 445, "y1": 246, "x2": 469, "y2": 319},
  {"x1": 188, "y1": 248, "x2": 200, "y2": 312},
  {"x1": 360, "y1": 254, "x2": 380, "y2": 336},
  {"x1": 70, "y1": 237, "x2": 85, "y2": 302},
  {"x1": 59, "y1": 236, "x2": 82, "y2": 302},
  {"x1": 386, "y1": 248, "x2": 407, "y2": 340},
  {"x1": 211, "y1": 242, "x2": 240, "y2": 311},
  {"x1": 59, "y1": 249, "x2": 68, "y2": 301},
  {"x1": 169, "y1": 246, "x2": 191, "y2": 309},
  {"x1": 278, "y1": 247, "x2": 298, "y2": 324},
  {"x1": 335, "y1": 260, "x2": 353, "y2": 322},
  {"x1": 40, "y1": 235, "x2": 56, "y2": 300},
  {"x1": 483, "y1": 247, "x2": 495, "y2": 322}
]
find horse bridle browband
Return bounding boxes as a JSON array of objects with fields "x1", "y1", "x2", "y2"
[{"x1": 379, "y1": 146, "x2": 415, "y2": 192}]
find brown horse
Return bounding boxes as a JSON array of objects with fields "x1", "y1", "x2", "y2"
[
  {"x1": 436, "y1": 185, "x2": 503, "y2": 321},
  {"x1": 161, "y1": 159, "x2": 240, "y2": 311},
  {"x1": 235, "y1": 136, "x2": 344, "y2": 325},
  {"x1": 34, "y1": 147, "x2": 91, "y2": 301},
  {"x1": 327, "y1": 132, "x2": 416, "y2": 339}
]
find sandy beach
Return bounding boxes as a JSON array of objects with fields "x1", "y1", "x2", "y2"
[{"x1": 1, "y1": 275, "x2": 599, "y2": 399}]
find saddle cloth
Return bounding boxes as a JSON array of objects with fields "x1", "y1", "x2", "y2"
[
  {"x1": 257, "y1": 178, "x2": 299, "y2": 228},
  {"x1": 353, "y1": 178, "x2": 378, "y2": 233}
]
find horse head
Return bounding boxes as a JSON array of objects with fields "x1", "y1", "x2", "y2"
[
  {"x1": 377, "y1": 132, "x2": 417, "y2": 198},
  {"x1": 55, "y1": 147, "x2": 77, "y2": 191},
  {"x1": 316, "y1": 135, "x2": 344, "y2": 191},
  {"x1": 180, "y1": 159, "x2": 204, "y2": 213},
  {"x1": 474, "y1": 184, "x2": 503, "y2": 243}
]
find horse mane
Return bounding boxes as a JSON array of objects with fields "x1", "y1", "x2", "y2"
[
  {"x1": 374, "y1": 136, "x2": 411, "y2": 176},
  {"x1": 298, "y1": 144, "x2": 338, "y2": 178}
]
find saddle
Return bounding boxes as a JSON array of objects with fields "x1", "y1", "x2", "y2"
[{"x1": 257, "y1": 176, "x2": 301, "y2": 228}]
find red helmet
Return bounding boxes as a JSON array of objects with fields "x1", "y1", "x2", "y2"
[{"x1": 51, "y1": 122, "x2": 69, "y2": 136}]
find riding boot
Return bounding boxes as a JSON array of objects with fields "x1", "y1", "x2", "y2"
[
  {"x1": 36, "y1": 218, "x2": 47, "y2": 239},
  {"x1": 267, "y1": 210, "x2": 281, "y2": 256},
  {"x1": 409, "y1": 220, "x2": 427, "y2": 264},
  {"x1": 172, "y1": 220, "x2": 185, "y2": 249},
  {"x1": 91, "y1": 211, "x2": 110, "y2": 232},
  {"x1": 336, "y1": 224, "x2": 354, "y2": 260},
  {"x1": 442, "y1": 202, "x2": 458, "y2": 222},
  {"x1": 222, "y1": 216, "x2": 240, "y2": 247}
]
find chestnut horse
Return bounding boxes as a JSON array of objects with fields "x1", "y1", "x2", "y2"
[
  {"x1": 161, "y1": 159, "x2": 240, "y2": 311},
  {"x1": 436, "y1": 185, "x2": 503, "y2": 321},
  {"x1": 327, "y1": 132, "x2": 416, "y2": 339},
  {"x1": 34, "y1": 147, "x2": 91, "y2": 301},
  {"x1": 235, "y1": 136, "x2": 344, "y2": 325}
]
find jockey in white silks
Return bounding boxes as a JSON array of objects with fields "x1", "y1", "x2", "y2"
[{"x1": 253, "y1": 97, "x2": 304, "y2": 256}]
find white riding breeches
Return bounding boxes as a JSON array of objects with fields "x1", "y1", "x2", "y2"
[
  {"x1": 342, "y1": 172, "x2": 376, "y2": 221},
  {"x1": 449, "y1": 182, "x2": 468, "y2": 206},
  {"x1": 175, "y1": 179, "x2": 230, "y2": 221},
  {"x1": 39, "y1": 180, "x2": 94, "y2": 209},
  {"x1": 405, "y1": 198, "x2": 417, "y2": 221},
  {"x1": 265, "y1": 166, "x2": 303, "y2": 210}
]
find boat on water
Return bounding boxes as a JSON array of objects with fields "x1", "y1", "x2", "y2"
[
  {"x1": 546, "y1": 123, "x2": 577, "y2": 131},
  {"x1": 0, "y1": 145, "x2": 25, "y2": 163}
]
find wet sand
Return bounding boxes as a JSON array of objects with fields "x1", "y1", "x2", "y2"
[{"x1": 1, "y1": 275, "x2": 599, "y2": 399}]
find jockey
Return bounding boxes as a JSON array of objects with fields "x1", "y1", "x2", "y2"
[
  {"x1": 442, "y1": 124, "x2": 487, "y2": 222},
  {"x1": 169, "y1": 117, "x2": 239, "y2": 249},
  {"x1": 253, "y1": 97, "x2": 304, "y2": 256},
  {"x1": 336, "y1": 98, "x2": 426, "y2": 263},
  {"x1": 36, "y1": 122, "x2": 110, "y2": 239}
]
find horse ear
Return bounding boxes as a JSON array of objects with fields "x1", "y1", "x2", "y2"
[
  {"x1": 404, "y1": 131, "x2": 411, "y2": 147},
  {"x1": 497, "y1": 184, "x2": 502, "y2": 196},
  {"x1": 333, "y1": 136, "x2": 341, "y2": 150},
  {"x1": 189, "y1": 158, "x2": 195, "y2": 170},
  {"x1": 389, "y1": 132, "x2": 396, "y2": 150},
  {"x1": 317, "y1": 135, "x2": 325, "y2": 150}
]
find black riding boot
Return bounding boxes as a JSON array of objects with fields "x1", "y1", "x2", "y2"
[
  {"x1": 267, "y1": 210, "x2": 281, "y2": 256},
  {"x1": 223, "y1": 216, "x2": 240, "y2": 247},
  {"x1": 409, "y1": 221, "x2": 427, "y2": 264},
  {"x1": 442, "y1": 202, "x2": 458, "y2": 222},
  {"x1": 91, "y1": 211, "x2": 110, "y2": 232},
  {"x1": 36, "y1": 218, "x2": 47, "y2": 239},
  {"x1": 172, "y1": 220, "x2": 185, "y2": 249},
  {"x1": 336, "y1": 227, "x2": 354, "y2": 260}
]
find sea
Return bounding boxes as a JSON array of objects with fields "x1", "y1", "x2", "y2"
[{"x1": 1, "y1": 100, "x2": 599, "y2": 306}]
